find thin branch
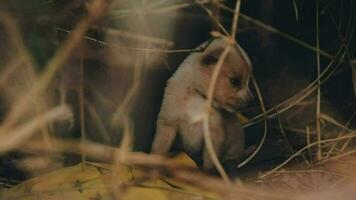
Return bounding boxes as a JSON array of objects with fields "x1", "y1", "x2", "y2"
[{"x1": 316, "y1": 0, "x2": 322, "y2": 161}]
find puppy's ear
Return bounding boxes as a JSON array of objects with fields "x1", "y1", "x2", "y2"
[{"x1": 200, "y1": 47, "x2": 224, "y2": 67}]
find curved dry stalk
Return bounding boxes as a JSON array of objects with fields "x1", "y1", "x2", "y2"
[
  {"x1": 105, "y1": 28, "x2": 174, "y2": 47},
  {"x1": 292, "y1": 0, "x2": 299, "y2": 21},
  {"x1": 193, "y1": 0, "x2": 230, "y2": 36},
  {"x1": 319, "y1": 148, "x2": 356, "y2": 166},
  {"x1": 192, "y1": 0, "x2": 268, "y2": 171},
  {"x1": 112, "y1": 114, "x2": 134, "y2": 200},
  {"x1": 0, "y1": 12, "x2": 37, "y2": 70},
  {"x1": 316, "y1": 0, "x2": 322, "y2": 161},
  {"x1": 231, "y1": 0, "x2": 241, "y2": 38},
  {"x1": 202, "y1": 43, "x2": 232, "y2": 183},
  {"x1": 111, "y1": 58, "x2": 143, "y2": 127},
  {"x1": 0, "y1": 105, "x2": 72, "y2": 153},
  {"x1": 109, "y1": 10, "x2": 160, "y2": 196},
  {"x1": 337, "y1": 113, "x2": 356, "y2": 153},
  {"x1": 211, "y1": 0, "x2": 220, "y2": 32},
  {"x1": 352, "y1": 60, "x2": 356, "y2": 98},
  {"x1": 243, "y1": 45, "x2": 346, "y2": 128},
  {"x1": 24, "y1": 139, "x2": 167, "y2": 166},
  {"x1": 0, "y1": 12, "x2": 58, "y2": 157},
  {"x1": 259, "y1": 131, "x2": 356, "y2": 179},
  {"x1": 306, "y1": 126, "x2": 312, "y2": 162},
  {"x1": 84, "y1": 101, "x2": 111, "y2": 143},
  {"x1": 238, "y1": 75, "x2": 267, "y2": 168},
  {"x1": 0, "y1": 58, "x2": 23, "y2": 88},
  {"x1": 109, "y1": 45, "x2": 145, "y2": 200},
  {"x1": 276, "y1": 109, "x2": 303, "y2": 164},
  {"x1": 55, "y1": 27, "x2": 205, "y2": 54},
  {"x1": 79, "y1": 54, "x2": 87, "y2": 168},
  {"x1": 321, "y1": 113, "x2": 355, "y2": 132},
  {"x1": 242, "y1": 6, "x2": 355, "y2": 128}
]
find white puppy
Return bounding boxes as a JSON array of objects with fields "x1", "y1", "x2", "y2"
[{"x1": 151, "y1": 38, "x2": 252, "y2": 171}]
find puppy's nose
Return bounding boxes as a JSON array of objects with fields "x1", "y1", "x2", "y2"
[{"x1": 235, "y1": 89, "x2": 253, "y2": 110}]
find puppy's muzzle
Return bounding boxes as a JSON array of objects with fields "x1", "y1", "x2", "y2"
[{"x1": 234, "y1": 89, "x2": 253, "y2": 110}]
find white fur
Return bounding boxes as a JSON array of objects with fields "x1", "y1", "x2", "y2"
[{"x1": 152, "y1": 38, "x2": 250, "y2": 170}]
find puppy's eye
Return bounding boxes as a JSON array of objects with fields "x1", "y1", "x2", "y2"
[
  {"x1": 230, "y1": 77, "x2": 241, "y2": 88},
  {"x1": 201, "y1": 55, "x2": 218, "y2": 66}
]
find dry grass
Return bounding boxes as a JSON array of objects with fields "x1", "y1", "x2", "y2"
[{"x1": 0, "y1": 0, "x2": 355, "y2": 200}]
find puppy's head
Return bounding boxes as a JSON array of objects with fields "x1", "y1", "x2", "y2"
[{"x1": 197, "y1": 39, "x2": 252, "y2": 112}]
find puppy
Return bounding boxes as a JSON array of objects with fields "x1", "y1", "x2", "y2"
[{"x1": 151, "y1": 38, "x2": 252, "y2": 171}]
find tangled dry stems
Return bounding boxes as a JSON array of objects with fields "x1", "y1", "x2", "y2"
[{"x1": 0, "y1": 0, "x2": 355, "y2": 199}]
